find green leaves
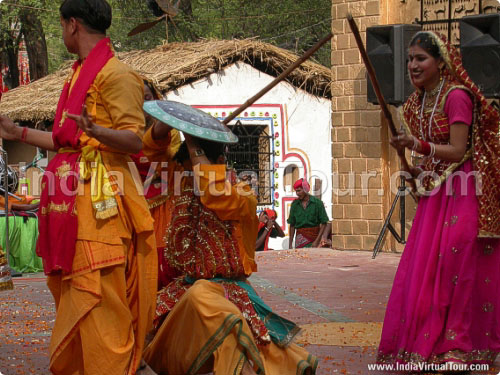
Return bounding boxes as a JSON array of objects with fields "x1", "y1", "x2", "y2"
[
  {"x1": 123, "y1": 0, "x2": 331, "y2": 66},
  {"x1": 1, "y1": 0, "x2": 331, "y2": 83}
]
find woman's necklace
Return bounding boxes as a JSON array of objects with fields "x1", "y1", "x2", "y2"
[
  {"x1": 425, "y1": 80, "x2": 442, "y2": 97},
  {"x1": 419, "y1": 78, "x2": 445, "y2": 165},
  {"x1": 419, "y1": 78, "x2": 445, "y2": 141}
]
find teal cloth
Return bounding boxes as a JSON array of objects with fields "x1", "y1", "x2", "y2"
[
  {"x1": 287, "y1": 195, "x2": 329, "y2": 228},
  {"x1": 185, "y1": 276, "x2": 301, "y2": 347},
  {"x1": 0, "y1": 215, "x2": 42, "y2": 273}
]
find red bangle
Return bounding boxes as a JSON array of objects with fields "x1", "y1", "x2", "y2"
[
  {"x1": 419, "y1": 140, "x2": 431, "y2": 156},
  {"x1": 20, "y1": 127, "x2": 28, "y2": 143}
]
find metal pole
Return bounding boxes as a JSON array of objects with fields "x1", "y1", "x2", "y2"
[
  {"x1": 420, "y1": 0, "x2": 423, "y2": 26},
  {"x1": 0, "y1": 147, "x2": 20, "y2": 277},
  {"x1": 399, "y1": 176, "x2": 406, "y2": 242},
  {"x1": 0, "y1": 148, "x2": 10, "y2": 269},
  {"x1": 447, "y1": 0, "x2": 452, "y2": 42},
  {"x1": 372, "y1": 188, "x2": 402, "y2": 259}
]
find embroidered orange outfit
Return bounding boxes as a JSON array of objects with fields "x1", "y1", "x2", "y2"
[
  {"x1": 141, "y1": 129, "x2": 317, "y2": 374},
  {"x1": 130, "y1": 129, "x2": 181, "y2": 289},
  {"x1": 0, "y1": 244, "x2": 13, "y2": 291},
  {"x1": 43, "y1": 52, "x2": 157, "y2": 375}
]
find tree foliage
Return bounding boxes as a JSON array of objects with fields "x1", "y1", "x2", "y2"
[
  {"x1": 123, "y1": 0, "x2": 332, "y2": 67},
  {"x1": 19, "y1": 4, "x2": 49, "y2": 80},
  {"x1": 0, "y1": 0, "x2": 331, "y2": 87}
]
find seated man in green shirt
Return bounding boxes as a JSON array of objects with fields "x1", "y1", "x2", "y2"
[{"x1": 287, "y1": 178, "x2": 329, "y2": 249}]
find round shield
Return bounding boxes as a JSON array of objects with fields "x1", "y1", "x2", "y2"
[{"x1": 143, "y1": 100, "x2": 238, "y2": 143}]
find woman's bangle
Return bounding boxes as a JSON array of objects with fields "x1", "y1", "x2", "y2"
[
  {"x1": 419, "y1": 140, "x2": 431, "y2": 156},
  {"x1": 429, "y1": 142, "x2": 436, "y2": 158},
  {"x1": 411, "y1": 136, "x2": 419, "y2": 152},
  {"x1": 20, "y1": 127, "x2": 28, "y2": 143}
]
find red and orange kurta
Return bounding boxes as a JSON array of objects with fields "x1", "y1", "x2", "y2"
[
  {"x1": 43, "y1": 49, "x2": 157, "y2": 375},
  {"x1": 142, "y1": 129, "x2": 317, "y2": 375},
  {"x1": 130, "y1": 128, "x2": 181, "y2": 289}
]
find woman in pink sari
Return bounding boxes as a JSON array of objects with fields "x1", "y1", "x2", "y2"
[{"x1": 378, "y1": 31, "x2": 500, "y2": 369}]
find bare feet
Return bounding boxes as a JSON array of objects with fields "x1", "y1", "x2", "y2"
[{"x1": 320, "y1": 238, "x2": 332, "y2": 248}]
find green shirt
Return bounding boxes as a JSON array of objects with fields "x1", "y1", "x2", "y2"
[{"x1": 287, "y1": 195, "x2": 329, "y2": 229}]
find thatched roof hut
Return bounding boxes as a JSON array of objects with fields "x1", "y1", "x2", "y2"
[{"x1": 0, "y1": 39, "x2": 331, "y2": 123}]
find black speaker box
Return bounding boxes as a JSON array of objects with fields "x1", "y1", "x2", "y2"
[
  {"x1": 460, "y1": 13, "x2": 500, "y2": 98},
  {"x1": 366, "y1": 24, "x2": 421, "y2": 105}
]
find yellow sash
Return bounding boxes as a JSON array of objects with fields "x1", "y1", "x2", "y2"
[{"x1": 59, "y1": 145, "x2": 118, "y2": 220}]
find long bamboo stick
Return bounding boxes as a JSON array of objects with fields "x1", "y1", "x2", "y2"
[
  {"x1": 222, "y1": 33, "x2": 333, "y2": 125},
  {"x1": 346, "y1": 14, "x2": 417, "y2": 191}
]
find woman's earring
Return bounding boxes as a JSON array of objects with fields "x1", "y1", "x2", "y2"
[{"x1": 438, "y1": 67, "x2": 445, "y2": 82}]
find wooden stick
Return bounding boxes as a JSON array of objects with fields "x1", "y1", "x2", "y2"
[
  {"x1": 222, "y1": 33, "x2": 333, "y2": 125},
  {"x1": 346, "y1": 14, "x2": 416, "y2": 190}
]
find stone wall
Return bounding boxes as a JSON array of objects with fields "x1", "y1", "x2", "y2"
[
  {"x1": 330, "y1": 0, "x2": 495, "y2": 251},
  {"x1": 330, "y1": 0, "x2": 388, "y2": 251}
]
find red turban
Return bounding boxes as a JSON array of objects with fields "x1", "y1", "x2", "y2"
[
  {"x1": 293, "y1": 178, "x2": 310, "y2": 193},
  {"x1": 264, "y1": 209, "x2": 277, "y2": 220}
]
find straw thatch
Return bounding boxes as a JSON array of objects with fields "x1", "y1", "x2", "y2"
[{"x1": 0, "y1": 39, "x2": 331, "y2": 123}]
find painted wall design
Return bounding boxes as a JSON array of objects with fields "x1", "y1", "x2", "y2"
[
  {"x1": 408, "y1": 0, "x2": 499, "y2": 44},
  {"x1": 165, "y1": 62, "x2": 332, "y2": 243}
]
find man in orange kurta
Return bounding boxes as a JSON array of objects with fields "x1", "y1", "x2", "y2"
[
  {"x1": 0, "y1": 1, "x2": 156, "y2": 374},
  {"x1": 141, "y1": 121, "x2": 317, "y2": 374},
  {"x1": 130, "y1": 79, "x2": 182, "y2": 290}
]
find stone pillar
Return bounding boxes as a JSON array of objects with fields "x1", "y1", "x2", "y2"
[
  {"x1": 330, "y1": 0, "x2": 492, "y2": 251},
  {"x1": 331, "y1": 0, "x2": 387, "y2": 251}
]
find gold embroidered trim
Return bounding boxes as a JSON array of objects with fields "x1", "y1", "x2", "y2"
[
  {"x1": 439, "y1": 85, "x2": 472, "y2": 113},
  {"x1": 164, "y1": 182, "x2": 244, "y2": 279},
  {"x1": 92, "y1": 198, "x2": 118, "y2": 219},
  {"x1": 478, "y1": 230, "x2": 500, "y2": 239},
  {"x1": 59, "y1": 110, "x2": 68, "y2": 128},
  {"x1": 148, "y1": 196, "x2": 168, "y2": 209},
  {"x1": 378, "y1": 348, "x2": 498, "y2": 365},
  {"x1": 41, "y1": 201, "x2": 70, "y2": 215},
  {"x1": 416, "y1": 148, "x2": 472, "y2": 195},
  {"x1": 55, "y1": 161, "x2": 72, "y2": 178}
]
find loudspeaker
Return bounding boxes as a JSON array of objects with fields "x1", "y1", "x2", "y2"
[
  {"x1": 366, "y1": 24, "x2": 421, "y2": 105},
  {"x1": 460, "y1": 14, "x2": 500, "y2": 98}
]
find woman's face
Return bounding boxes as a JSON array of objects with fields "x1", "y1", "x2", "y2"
[
  {"x1": 259, "y1": 212, "x2": 269, "y2": 223},
  {"x1": 407, "y1": 44, "x2": 442, "y2": 91}
]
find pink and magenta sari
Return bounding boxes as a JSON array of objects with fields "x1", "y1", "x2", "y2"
[
  {"x1": 378, "y1": 31, "x2": 500, "y2": 367},
  {"x1": 378, "y1": 161, "x2": 500, "y2": 365}
]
